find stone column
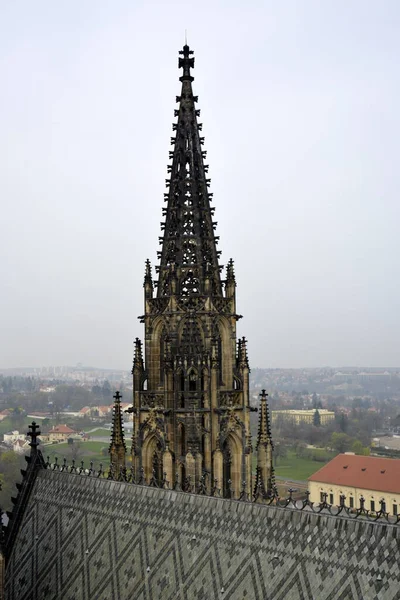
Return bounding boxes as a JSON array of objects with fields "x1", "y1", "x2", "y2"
[{"x1": 213, "y1": 446, "x2": 223, "y2": 493}]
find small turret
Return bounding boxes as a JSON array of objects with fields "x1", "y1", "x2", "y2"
[{"x1": 109, "y1": 391, "x2": 127, "y2": 476}]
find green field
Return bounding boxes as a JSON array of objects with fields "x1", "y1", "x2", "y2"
[
  {"x1": 83, "y1": 427, "x2": 111, "y2": 436},
  {"x1": 274, "y1": 449, "x2": 335, "y2": 481},
  {"x1": 43, "y1": 440, "x2": 110, "y2": 468},
  {"x1": 0, "y1": 418, "x2": 12, "y2": 436}
]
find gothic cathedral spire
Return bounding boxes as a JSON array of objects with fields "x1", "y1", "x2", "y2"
[
  {"x1": 130, "y1": 45, "x2": 253, "y2": 498},
  {"x1": 157, "y1": 44, "x2": 221, "y2": 299}
]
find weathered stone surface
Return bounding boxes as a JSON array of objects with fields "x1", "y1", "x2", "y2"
[{"x1": 5, "y1": 469, "x2": 400, "y2": 599}]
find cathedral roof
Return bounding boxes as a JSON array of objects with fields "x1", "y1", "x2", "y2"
[{"x1": 4, "y1": 468, "x2": 400, "y2": 599}]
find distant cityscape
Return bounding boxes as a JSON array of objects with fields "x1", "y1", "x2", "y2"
[{"x1": 1, "y1": 364, "x2": 399, "y2": 399}]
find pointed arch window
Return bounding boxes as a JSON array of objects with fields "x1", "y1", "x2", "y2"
[{"x1": 180, "y1": 317, "x2": 203, "y2": 355}]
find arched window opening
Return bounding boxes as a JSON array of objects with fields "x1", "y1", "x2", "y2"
[
  {"x1": 223, "y1": 445, "x2": 232, "y2": 499},
  {"x1": 177, "y1": 423, "x2": 186, "y2": 458},
  {"x1": 160, "y1": 335, "x2": 165, "y2": 384},
  {"x1": 179, "y1": 372, "x2": 185, "y2": 392},
  {"x1": 181, "y1": 317, "x2": 203, "y2": 355}
]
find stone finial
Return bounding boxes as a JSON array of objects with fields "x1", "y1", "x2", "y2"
[
  {"x1": 179, "y1": 44, "x2": 195, "y2": 82},
  {"x1": 27, "y1": 422, "x2": 41, "y2": 455}
]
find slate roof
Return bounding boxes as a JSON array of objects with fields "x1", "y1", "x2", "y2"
[
  {"x1": 4, "y1": 469, "x2": 400, "y2": 600},
  {"x1": 309, "y1": 453, "x2": 400, "y2": 494}
]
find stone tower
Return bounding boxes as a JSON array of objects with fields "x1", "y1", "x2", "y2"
[{"x1": 130, "y1": 45, "x2": 253, "y2": 498}]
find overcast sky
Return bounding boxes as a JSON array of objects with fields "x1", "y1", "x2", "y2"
[{"x1": 1, "y1": 1, "x2": 399, "y2": 370}]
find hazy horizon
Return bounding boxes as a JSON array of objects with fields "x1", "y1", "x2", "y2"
[
  {"x1": 1, "y1": 1, "x2": 399, "y2": 370},
  {"x1": 1, "y1": 364, "x2": 400, "y2": 373}
]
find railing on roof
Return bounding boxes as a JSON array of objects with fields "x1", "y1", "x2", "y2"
[{"x1": 41, "y1": 455, "x2": 400, "y2": 526}]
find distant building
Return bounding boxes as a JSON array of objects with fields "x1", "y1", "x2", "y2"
[
  {"x1": 308, "y1": 453, "x2": 400, "y2": 515},
  {"x1": 12, "y1": 439, "x2": 30, "y2": 454},
  {"x1": 48, "y1": 425, "x2": 76, "y2": 443},
  {"x1": 27, "y1": 412, "x2": 52, "y2": 420},
  {"x1": 98, "y1": 405, "x2": 112, "y2": 418},
  {"x1": 78, "y1": 405, "x2": 117, "y2": 418},
  {"x1": 3, "y1": 431, "x2": 26, "y2": 445},
  {"x1": 272, "y1": 409, "x2": 335, "y2": 425}
]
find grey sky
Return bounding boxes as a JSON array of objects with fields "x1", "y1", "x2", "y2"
[{"x1": 1, "y1": 1, "x2": 399, "y2": 369}]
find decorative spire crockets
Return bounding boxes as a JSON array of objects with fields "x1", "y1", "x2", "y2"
[
  {"x1": 109, "y1": 391, "x2": 126, "y2": 476},
  {"x1": 256, "y1": 389, "x2": 274, "y2": 450},
  {"x1": 156, "y1": 44, "x2": 222, "y2": 298},
  {"x1": 254, "y1": 390, "x2": 276, "y2": 498},
  {"x1": 144, "y1": 259, "x2": 153, "y2": 295},
  {"x1": 132, "y1": 337, "x2": 144, "y2": 373}
]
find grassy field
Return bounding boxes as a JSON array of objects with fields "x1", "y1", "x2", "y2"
[
  {"x1": 0, "y1": 418, "x2": 12, "y2": 436},
  {"x1": 83, "y1": 427, "x2": 111, "y2": 436},
  {"x1": 42, "y1": 440, "x2": 109, "y2": 468},
  {"x1": 274, "y1": 449, "x2": 335, "y2": 481}
]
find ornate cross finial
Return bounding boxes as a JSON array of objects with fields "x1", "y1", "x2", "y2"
[
  {"x1": 179, "y1": 44, "x2": 194, "y2": 82},
  {"x1": 113, "y1": 391, "x2": 122, "y2": 403},
  {"x1": 27, "y1": 422, "x2": 41, "y2": 454}
]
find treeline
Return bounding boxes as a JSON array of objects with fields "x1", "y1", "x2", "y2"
[
  {"x1": 0, "y1": 375, "x2": 39, "y2": 394},
  {"x1": 0, "y1": 380, "x2": 123, "y2": 414}
]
